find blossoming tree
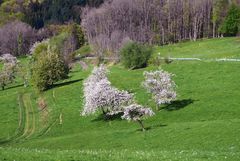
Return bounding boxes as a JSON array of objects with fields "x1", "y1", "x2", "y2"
[
  {"x1": 0, "y1": 54, "x2": 18, "y2": 90},
  {"x1": 143, "y1": 70, "x2": 177, "y2": 110},
  {"x1": 82, "y1": 65, "x2": 133, "y2": 116},
  {"x1": 121, "y1": 104, "x2": 155, "y2": 131}
]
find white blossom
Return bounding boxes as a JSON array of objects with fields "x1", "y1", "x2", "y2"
[
  {"x1": 0, "y1": 54, "x2": 17, "y2": 64},
  {"x1": 121, "y1": 104, "x2": 155, "y2": 121},
  {"x1": 143, "y1": 70, "x2": 177, "y2": 106},
  {"x1": 82, "y1": 65, "x2": 133, "y2": 116},
  {"x1": 0, "y1": 54, "x2": 18, "y2": 90}
]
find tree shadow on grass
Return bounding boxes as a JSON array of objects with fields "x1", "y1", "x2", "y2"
[
  {"x1": 137, "y1": 124, "x2": 167, "y2": 132},
  {"x1": 4, "y1": 84, "x2": 24, "y2": 90},
  {"x1": 50, "y1": 79, "x2": 83, "y2": 89},
  {"x1": 91, "y1": 112, "x2": 124, "y2": 122},
  {"x1": 163, "y1": 99, "x2": 196, "y2": 111},
  {"x1": 0, "y1": 139, "x2": 10, "y2": 145}
]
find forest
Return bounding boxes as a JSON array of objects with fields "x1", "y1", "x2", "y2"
[{"x1": 0, "y1": 0, "x2": 240, "y2": 57}]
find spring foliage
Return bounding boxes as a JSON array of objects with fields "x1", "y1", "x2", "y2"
[
  {"x1": 0, "y1": 54, "x2": 18, "y2": 90},
  {"x1": 143, "y1": 70, "x2": 177, "y2": 108},
  {"x1": 30, "y1": 40, "x2": 69, "y2": 91},
  {"x1": 82, "y1": 65, "x2": 155, "y2": 131},
  {"x1": 122, "y1": 104, "x2": 155, "y2": 121},
  {"x1": 82, "y1": 65, "x2": 133, "y2": 116},
  {"x1": 120, "y1": 42, "x2": 152, "y2": 69},
  {"x1": 220, "y1": 4, "x2": 240, "y2": 36},
  {"x1": 121, "y1": 104, "x2": 155, "y2": 131}
]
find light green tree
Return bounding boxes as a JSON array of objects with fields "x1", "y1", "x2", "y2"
[{"x1": 31, "y1": 41, "x2": 69, "y2": 91}]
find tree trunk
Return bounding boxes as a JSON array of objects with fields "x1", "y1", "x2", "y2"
[
  {"x1": 101, "y1": 107, "x2": 106, "y2": 115},
  {"x1": 213, "y1": 22, "x2": 216, "y2": 38},
  {"x1": 137, "y1": 120, "x2": 145, "y2": 132}
]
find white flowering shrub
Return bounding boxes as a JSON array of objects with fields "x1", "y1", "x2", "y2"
[
  {"x1": 0, "y1": 54, "x2": 18, "y2": 64},
  {"x1": 122, "y1": 104, "x2": 155, "y2": 131},
  {"x1": 143, "y1": 70, "x2": 177, "y2": 109},
  {"x1": 0, "y1": 54, "x2": 18, "y2": 90},
  {"x1": 82, "y1": 65, "x2": 133, "y2": 116}
]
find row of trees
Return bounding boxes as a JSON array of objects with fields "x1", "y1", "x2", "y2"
[
  {"x1": 82, "y1": 0, "x2": 240, "y2": 57},
  {"x1": 82, "y1": 65, "x2": 176, "y2": 131}
]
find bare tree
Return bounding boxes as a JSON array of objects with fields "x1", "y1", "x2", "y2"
[
  {"x1": 82, "y1": 0, "x2": 234, "y2": 56},
  {"x1": 0, "y1": 21, "x2": 37, "y2": 56}
]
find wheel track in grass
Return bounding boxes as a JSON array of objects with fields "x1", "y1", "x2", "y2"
[
  {"x1": 17, "y1": 93, "x2": 36, "y2": 140},
  {"x1": 0, "y1": 93, "x2": 37, "y2": 145},
  {"x1": 0, "y1": 91, "x2": 59, "y2": 145}
]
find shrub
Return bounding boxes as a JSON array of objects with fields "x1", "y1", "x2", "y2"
[
  {"x1": 148, "y1": 53, "x2": 162, "y2": 66},
  {"x1": 120, "y1": 42, "x2": 153, "y2": 69},
  {"x1": 164, "y1": 56, "x2": 173, "y2": 64},
  {"x1": 0, "y1": 71, "x2": 8, "y2": 90},
  {"x1": 30, "y1": 40, "x2": 69, "y2": 91},
  {"x1": 31, "y1": 32, "x2": 78, "y2": 69}
]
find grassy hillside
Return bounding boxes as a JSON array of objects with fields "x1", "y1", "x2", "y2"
[
  {"x1": 155, "y1": 37, "x2": 240, "y2": 59},
  {"x1": 1, "y1": 38, "x2": 240, "y2": 160}
]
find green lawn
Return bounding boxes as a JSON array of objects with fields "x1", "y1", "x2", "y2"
[{"x1": 0, "y1": 38, "x2": 240, "y2": 160}]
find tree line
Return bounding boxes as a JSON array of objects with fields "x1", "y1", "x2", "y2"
[{"x1": 82, "y1": 0, "x2": 240, "y2": 56}]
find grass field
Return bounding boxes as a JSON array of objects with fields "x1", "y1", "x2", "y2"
[
  {"x1": 0, "y1": 38, "x2": 240, "y2": 160},
  {"x1": 155, "y1": 37, "x2": 240, "y2": 59}
]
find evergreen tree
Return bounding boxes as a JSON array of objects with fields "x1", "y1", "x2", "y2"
[
  {"x1": 220, "y1": 4, "x2": 240, "y2": 36},
  {"x1": 41, "y1": 0, "x2": 86, "y2": 24},
  {"x1": 212, "y1": 0, "x2": 230, "y2": 37},
  {"x1": 24, "y1": 0, "x2": 44, "y2": 29}
]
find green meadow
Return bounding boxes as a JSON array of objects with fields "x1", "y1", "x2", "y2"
[{"x1": 0, "y1": 38, "x2": 240, "y2": 161}]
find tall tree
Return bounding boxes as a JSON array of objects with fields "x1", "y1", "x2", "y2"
[
  {"x1": 24, "y1": 0, "x2": 44, "y2": 29},
  {"x1": 220, "y1": 4, "x2": 240, "y2": 36},
  {"x1": 212, "y1": 0, "x2": 229, "y2": 37}
]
